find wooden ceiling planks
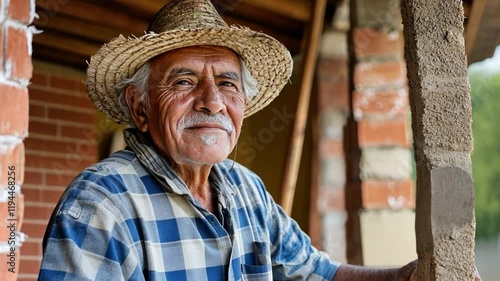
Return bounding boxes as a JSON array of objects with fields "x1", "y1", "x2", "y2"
[{"x1": 32, "y1": 0, "x2": 313, "y2": 69}]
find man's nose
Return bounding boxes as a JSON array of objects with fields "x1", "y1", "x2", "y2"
[{"x1": 194, "y1": 80, "x2": 226, "y2": 114}]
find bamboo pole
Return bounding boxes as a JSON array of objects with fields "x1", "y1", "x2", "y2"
[{"x1": 280, "y1": 0, "x2": 327, "y2": 215}]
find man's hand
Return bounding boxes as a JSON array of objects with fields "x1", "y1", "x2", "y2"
[
  {"x1": 474, "y1": 266, "x2": 482, "y2": 281},
  {"x1": 398, "y1": 260, "x2": 417, "y2": 281},
  {"x1": 402, "y1": 261, "x2": 482, "y2": 281}
]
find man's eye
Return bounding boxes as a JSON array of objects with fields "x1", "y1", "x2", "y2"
[
  {"x1": 220, "y1": 81, "x2": 235, "y2": 87},
  {"x1": 175, "y1": 80, "x2": 191, "y2": 85}
]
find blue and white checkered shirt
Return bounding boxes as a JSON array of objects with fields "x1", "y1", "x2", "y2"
[{"x1": 39, "y1": 129, "x2": 339, "y2": 281}]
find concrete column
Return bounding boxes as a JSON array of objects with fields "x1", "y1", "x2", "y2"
[{"x1": 400, "y1": 1, "x2": 476, "y2": 280}]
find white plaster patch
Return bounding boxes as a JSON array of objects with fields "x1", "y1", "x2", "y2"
[
  {"x1": 360, "y1": 147, "x2": 412, "y2": 180},
  {"x1": 200, "y1": 135, "x2": 218, "y2": 145},
  {"x1": 0, "y1": 186, "x2": 21, "y2": 202}
]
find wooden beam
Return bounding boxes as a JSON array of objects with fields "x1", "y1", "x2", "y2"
[
  {"x1": 464, "y1": 0, "x2": 487, "y2": 60},
  {"x1": 280, "y1": 0, "x2": 327, "y2": 214},
  {"x1": 110, "y1": 0, "x2": 312, "y2": 22},
  {"x1": 109, "y1": 0, "x2": 165, "y2": 18},
  {"x1": 33, "y1": 31, "x2": 101, "y2": 59},
  {"x1": 33, "y1": 46, "x2": 89, "y2": 70},
  {"x1": 222, "y1": 14, "x2": 302, "y2": 54},
  {"x1": 228, "y1": 2, "x2": 305, "y2": 34},
  {"x1": 246, "y1": 0, "x2": 312, "y2": 22},
  {"x1": 33, "y1": 14, "x2": 131, "y2": 43},
  {"x1": 36, "y1": 1, "x2": 148, "y2": 36}
]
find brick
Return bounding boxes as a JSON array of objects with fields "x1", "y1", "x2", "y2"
[
  {"x1": 20, "y1": 241, "x2": 42, "y2": 257},
  {"x1": 317, "y1": 58, "x2": 348, "y2": 81},
  {"x1": 30, "y1": 72, "x2": 49, "y2": 86},
  {"x1": 318, "y1": 80, "x2": 349, "y2": 111},
  {"x1": 0, "y1": 142, "x2": 25, "y2": 186},
  {"x1": 48, "y1": 107, "x2": 95, "y2": 124},
  {"x1": 8, "y1": 0, "x2": 32, "y2": 23},
  {"x1": 0, "y1": 201, "x2": 9, "y2": 240},
  {"x1": 60, "y1": 125, "x2": 97, "y2": 140},
  {"x1": 16, "y1": 193, "x2": 25, "y2": 230},
  {"x1": 23, "y1": 205, "x2": 53, "y2": 221},
  {"x1": 0, "y1": 196, "x2": 23, "y2": 239},
  {"x1": 21, "y1": 188, "x2": 40, "y2": 203},
  {"x1": 0, "y1": 28, "x2": 4, "y2": 73},
  {"x1": 25, "y1": 137, "x2": 79, "y2": 154},
  {"x1": 0, "y1": 84, "x2": 29, "y2": 136},
  {"x1": 23, "y1": 171, "x2": 43, "y2": 185},
  {"x1": 353, "y1": 27, "x2": 403, "y2": 59},
  {"x1": 45, "y1": 172, "x2": 75, "y2": 188},
  {"x1": 318, "y1": 187, "x2": 345, "y2": 211},
  {"x1": 6, "y1": 26, "x2": 32, "y2": 80},
  {"x1": 353, "y1": 89, "x2": 408, "y2": 120},
  {"x1": 0, "y1": 250, "x2": 20, "y2": 281},
  {"x1": 28, "y1": 88, "x2": 93, "y2": 109},
  {"x1": 353, "y1": 61, "x2": 406, "y2": 89},
  {"x1": 23, "y1": 187, "x2": 64, "y2": 205},
  {"x1": 319, "y1": 139, "x2": 344, "y2": 156},
  {"x1": 28, "y1": 120, "x2": 58, "y2": 136},
  {"x1": 25, "y1": 153, "x2": 90, "y2": 172},
  {"x1": 19, "y1": 258, "x2": 41, "y2": 275},
  {"x1": 20, "y1": 222, "x2": 47, "y2": 239},
  {"x1": 358, "y1": 118, "x2": 410, "y2": 147},
  {"x1": 49, "y1": 76, "x2": 84, "y2": 92},
  {"x1": 42, "y1": 189, "x2": 64, "y2": 204},
  {"x1": 361, "y1": 180, "x2": 414, "y2": 209},
  {"x1": 77, "y1": 142, "x2": 98, "y2": 160},
  {"x1": 28, "y1": 103, "x2": 46, "y2": 118}
]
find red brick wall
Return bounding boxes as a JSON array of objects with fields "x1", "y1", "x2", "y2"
[
  {"x1": 18, "y1": 64, "x2": 97, "y2": 280},
  {"x1": 0, "y1": 1, "x2": 33, "y2": 280},
  {"x1": 311, "y1": 30, "x2": 350, "y2": 263},
  {"x1": 345, "y1": 26, "x2": 413, "y2": 264},
  {"x1": 347, "y1": 27, "x2": 412, "y2": 209}
]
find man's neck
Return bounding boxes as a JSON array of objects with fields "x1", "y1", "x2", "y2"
[{"x1": 173, "y1": 163, "x2": 215, "y2": 213}]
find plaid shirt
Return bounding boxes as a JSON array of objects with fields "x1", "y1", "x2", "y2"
[{"x1": 39, "y1": 129, "x2": 339, "y2": 281}]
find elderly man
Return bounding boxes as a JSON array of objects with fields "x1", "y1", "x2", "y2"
[{"x1": 39, "y1": 0, "x2": 469, "y2": 280}]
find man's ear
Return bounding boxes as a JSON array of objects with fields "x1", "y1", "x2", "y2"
[{"x1": 124, "y1": 86, "x2": 149, "y2": 132}]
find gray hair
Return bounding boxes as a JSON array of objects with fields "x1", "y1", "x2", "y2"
[
  {"x1": 116, "y1": 62, "x2": 152, "y2": 126},
  {"x1": 116, "y1": 57, "x2": 258, "y2": 125}
]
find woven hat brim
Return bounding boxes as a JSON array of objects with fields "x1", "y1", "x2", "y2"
[{"x1": 86, "y1": 26, "x2": 293, "y2": 124}]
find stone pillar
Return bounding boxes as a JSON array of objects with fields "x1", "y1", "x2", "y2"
[
  {"x1": 313, "y1": 21, "x2": 350, "y2": 264},
  {"x1": 0, "y1": 0, "x2": 34, "y2": 280},
  {"x1": 345, "y1": 0, "x2": 416, "y2": 266},
  {"x1": 400, "y1": 1, "x2": 476, "y2": 280}
]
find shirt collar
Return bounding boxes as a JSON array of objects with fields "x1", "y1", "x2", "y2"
[
  {"x1": 123, "y1": 128, "x2": 191, "y2": 195},
  {"x1": 123, "y1": 128, "x2": 236, "y2": 196}
]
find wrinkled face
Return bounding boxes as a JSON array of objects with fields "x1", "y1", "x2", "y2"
[{"x1": 134, "y1": 46, "x2": 247, "y2": 166}]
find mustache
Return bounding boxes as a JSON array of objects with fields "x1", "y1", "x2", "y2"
[{"x1": 179, "y1": 113, "x2": 234, "y2": 133}]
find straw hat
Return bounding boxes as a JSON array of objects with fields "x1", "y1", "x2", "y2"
[{"x1": 86, "y1": 0, "x2": 293, "y2": 124}]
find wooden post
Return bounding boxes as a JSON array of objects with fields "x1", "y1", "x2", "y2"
[
  {"x1": 400, "y1": 0, "x2": 476, "y2": 280},
  {"x1": 280, "y1": 0, "x2": 327, "y2": 215}
]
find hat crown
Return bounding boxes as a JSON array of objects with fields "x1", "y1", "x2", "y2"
[{"x1": 148, "y1": 0, "x2": 228, "y2": 33}]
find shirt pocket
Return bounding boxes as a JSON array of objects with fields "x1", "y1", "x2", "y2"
[{"x1": 241, "y1": 242, "x2": 272, "y2": 281}]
